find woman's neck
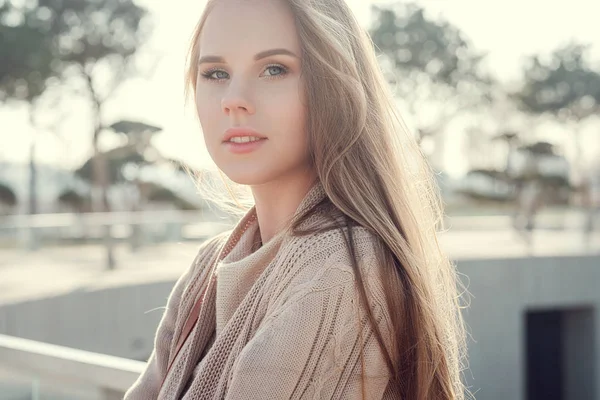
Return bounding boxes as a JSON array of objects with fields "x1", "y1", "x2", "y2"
[{"x1": 250, "y1": 172, "x2": 318, "y2": 245}]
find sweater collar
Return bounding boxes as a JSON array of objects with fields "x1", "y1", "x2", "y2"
[{"x1": 219, "y1": 180, "x2": 327, "y2": 263}]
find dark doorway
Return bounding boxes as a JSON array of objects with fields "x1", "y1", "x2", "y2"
[
  {"x1": 526, "y1": 307, "x2": 596, "y2": 400},
  {"x1": 526, "y1": 310, "x2": 563, "y2": 400}
]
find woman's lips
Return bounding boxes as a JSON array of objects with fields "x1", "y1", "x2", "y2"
[
  {"x1": 223, "y1": 138, "x2": 267, "y2": 154},
  {"x1": 223, "y1": 127, "x2": 266, "y2": 143}
]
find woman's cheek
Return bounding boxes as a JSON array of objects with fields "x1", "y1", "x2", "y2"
[{"x1": 196, "y1": 96, "x2": 219, "y2": 137}]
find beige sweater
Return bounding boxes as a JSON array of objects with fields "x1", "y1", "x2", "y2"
[{"x1": 124, "y1": 182, "x2": 400, "y2": 399}]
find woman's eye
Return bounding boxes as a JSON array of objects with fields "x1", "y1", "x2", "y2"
[
  {"x1": 214, "y1": 71, "x2": 229, "y2": 79},
  {"x1": 263, "y1": 65, "x2": 287, "y2": 77},
  {"x1": 203, "y1": 70, "x2": 229, "y2": 80},
  {"x1": 200, "y1": 64, "x2": 288, "y2": 82}
]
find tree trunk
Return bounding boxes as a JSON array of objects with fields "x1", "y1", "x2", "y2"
[
  {"x1": 27, "y1": 139, "x2": 39, "y2": 250},
  {"x1": 83, "y1": 68, "x2": 116, "y2": 270},
  {"x1": 91, "y1": 114, "x2": 116, "y2": 270},
  {"x1": 28, "y1": 141, "x2": 37, "y2": 216},
  {"x1": 573, "y1": 128, "x2": 585, "y2": 186},
  {"x1": 27, "y1": 106, "x2": 40, "y2": 251},
  {"x1": 129, "y1": 179, "x2": 142, "y2": 252}
]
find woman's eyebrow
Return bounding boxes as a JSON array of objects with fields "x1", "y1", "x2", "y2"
[{"x1": 198, "y1": 48, "x2": 299, "y2": 65}]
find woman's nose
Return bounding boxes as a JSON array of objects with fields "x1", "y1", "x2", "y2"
[{"x1": 221, "y1": 84, "x2": 255, "y2": 115}]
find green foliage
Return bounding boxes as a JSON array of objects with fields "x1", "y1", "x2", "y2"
[
  {"x1": 146, "y1": 185, "x2": 200, "y2": 211},
  {"x1": 75, "y1": 145, "x2": 148, "y2": 183},
  {"x1": 0, "y1": 4, "x2": 57, "y2": 101},
  {"x1": 109, "y1": 119, "x2": 162, "y2": 148},
  {"x1": 34, "y1": 0, "x2": 149, "y2": 64},
  {"x1": 57, "y1": 188, "x2": 89, "y2": 212},
  {"x1": 0, "y1": 0, "x2": 151, "y2": 102},
  {"x1": 75, "y1": 119, "x2": 163, "y2": 184},
  {"x1": 109, "y1": 120, "x2": 161, "y2": 135},
  {"x1": 368, "y1": 3, "x2": 493, "y2": 141},
  {"x1": 370, "y1": 3, "x2": 489, "y2": 89},
  {"x1": 0, "y1": 182, "x2": 17, "y2": 206},
  {"x1": 515, "y1": 43, "x2": 600, "y2": 121}
]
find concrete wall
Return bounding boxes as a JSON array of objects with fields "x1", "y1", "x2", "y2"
[
  {"x1": 0, "y1": 281, "x2": 173, "y2": 362},
  {"x1": 459, "y1": 254, "x2": 599, "y2": 400},
  {"x1": 1, "y1": 254, "x2": 599, "y2": 400}
]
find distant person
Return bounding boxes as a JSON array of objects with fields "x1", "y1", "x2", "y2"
[
  {"x1": 512, "y1": 156, "x2": 544, "y2": 249},
  {"x1": 517, "y1": 180, "x2": 543, "y2": 238},
  {"x1": 124, "y1": 0, "x2": 468, "y2": 399}
]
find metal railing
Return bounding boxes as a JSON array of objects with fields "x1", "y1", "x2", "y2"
[
  {"x1": 0, "y1": 209, "x2": 226, "y2": 229},
  {"x1": 0, "y1": 210, "x2": 234, "y2": 253},
  {"x1": 0, "y1": 334, "x2": 145, "y2": 400},
  {"x1": 0, "y1": 207, "x2": 589, "y2": 232},
  {"x1": 0, "y1": 208, "x2": 594, "y2": 255}
]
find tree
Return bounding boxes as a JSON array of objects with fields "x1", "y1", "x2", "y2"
[
  {"x1": 369, "y1": 2, "x2": 493, "y2": 167},
  {"x1": 0, "y1": 1, "x2": 62, "y2": 101},
  {"x1": 75, "y1": 119, "x2": 163, "y2": 207},
  {"x1": 75, "y1": 120, "x2": 199, "y2": 213},
  {"x1": 75, "y1": 121, "x2": 159, "y2": 218},
  {"x1": 1, "y1": 0, "x2": 154, "y2": 266},
  {"x1": 145, "y1": 183, "x2": 200, "y2": 211},
  {"x1": 74, "y1": 120, "x2": 206, "y2": 251},
  {"x1": 31, "y1": 0, "x2": 153, "y2": 268},
  {"x1": 57, "y1": 188, "x2": 89, "y2": 213},
  {"x1": 76, "y1": 145, "x2": 148, "y2": 184},
  {"x1": 1, "y1": 3, "x2": 67, "y2": 225},
  {"x1": 514, "y1": 42, "x2": 600, "y2": 188},
  {"x1": 0, "y1": 182, "x2": 17, "y2": 215}
]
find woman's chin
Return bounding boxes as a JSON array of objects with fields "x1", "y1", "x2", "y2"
[{"x1": 220, "y1": 166, "x2": 270, "y2": 186}]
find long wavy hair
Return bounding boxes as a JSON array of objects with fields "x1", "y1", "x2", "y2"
[{"x1": 184, "y1": 0, "x2": 471, "y2": 398}]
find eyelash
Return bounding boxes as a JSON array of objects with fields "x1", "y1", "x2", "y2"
[{"x1": 199, "y1": 63, "x2": 289, "y2": 82}]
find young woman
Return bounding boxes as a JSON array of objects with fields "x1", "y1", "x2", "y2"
[{"x1": 124, "y1": 0, "x2": 469, "y2": 399}]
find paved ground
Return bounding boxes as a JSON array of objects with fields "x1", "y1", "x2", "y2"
[
  {"x1": 1, "y1": 228, "x2": 599, "y2": 306},
  {"x1": 0, "y1": 242, "x2": 198, "y2": 305}
]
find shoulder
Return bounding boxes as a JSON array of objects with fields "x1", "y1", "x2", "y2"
[
  {"x1": 281, "y1": 225, "x2": 382, "y2": 281},
  {"x1": 194, "y1": 229, "x2": 231, "y2": 260},
  {"x1": 184, "y1": 229, "x2": 231, "y2": 279},
  {"x1": 266, "y1": 226, "x2": 394, "y2": 367},
  {"x1": 274, "y1": 226, "x2": 388, "y2": 314},
  {"x1": 170, "y1": 229, "x2": 232, "y2": 307}
]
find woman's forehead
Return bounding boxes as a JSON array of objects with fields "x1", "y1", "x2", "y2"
[{"x1": 199, "y1": 0, "x2": 301, "y2": 57}]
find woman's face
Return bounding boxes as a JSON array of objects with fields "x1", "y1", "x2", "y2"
[{"x1": 196, "y1": 0, "x2": 311, "y2": 186}]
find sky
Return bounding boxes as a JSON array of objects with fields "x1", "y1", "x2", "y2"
[{"x1": 1, "y1": 0, "x2": 599, "y2": 178}]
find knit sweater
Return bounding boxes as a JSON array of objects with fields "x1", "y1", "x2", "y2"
[{"x1": 124, "y1": 181, "x2": 400, "y2": 399}]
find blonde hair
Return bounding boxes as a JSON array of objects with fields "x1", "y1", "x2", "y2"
[{"x1": 185, "y1": 0, "x2": 471, "y2": 398}]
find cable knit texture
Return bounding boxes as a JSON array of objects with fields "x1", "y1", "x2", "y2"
[{"x1": 124, "y1": 181, "x2": 401, "y2": 399}]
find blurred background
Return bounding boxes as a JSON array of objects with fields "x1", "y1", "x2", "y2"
[{"x1": 0, "y1": 0, "x2": 599, "y2": 399}]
